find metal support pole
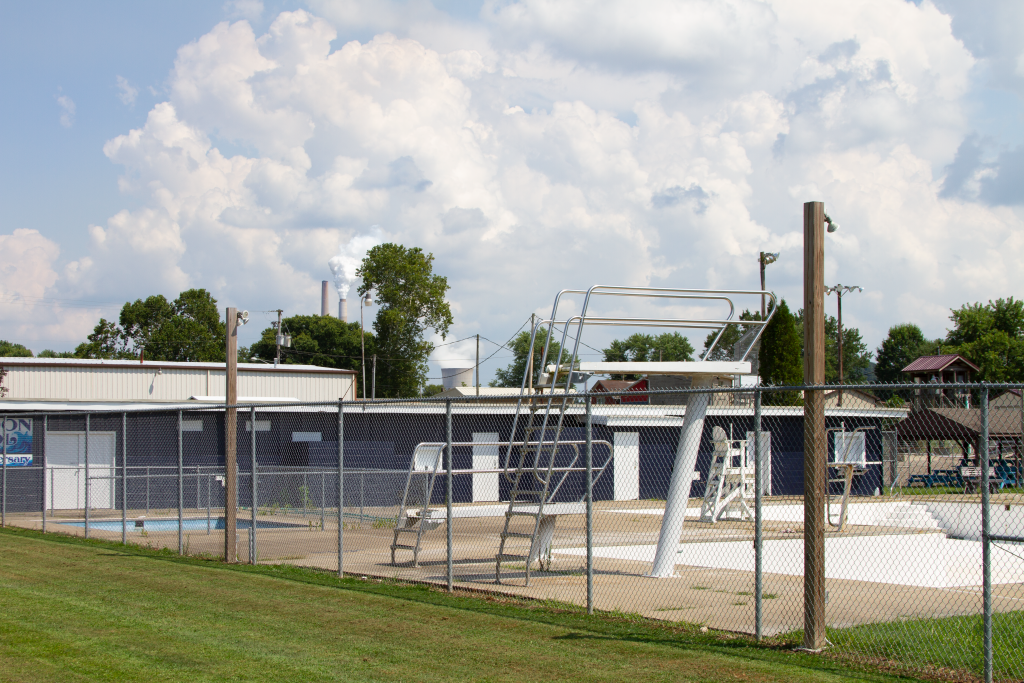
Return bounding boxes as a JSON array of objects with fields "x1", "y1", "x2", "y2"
[
  {"x1": 585, "y1": 397, "x2": 594, "y2": 615},
  {"x1": 754, "y1": 387, "x2": 763, "y2": 641},
  {"x1": 476, "y1": 334, "x2": 480, "y2": 397},
  {"x1": 320, "y1": 470, "x2": 325, "y2": 529},
  {"x1": 178, "y1": 410, "x2": 183, "y2": 555},
  {"x1": 337, "y1": 399, "x2": 344, "y2": 578},
  {"x1": 42, "y1": 416, "x2": 47, "y2": 534},
  {"x1": 445, "y1": 399, "x2": 453, "y2": 592},
  {"x1": 650, "y1": 388, "x2": 712, "y2": 577},
  {"x1": 981, "y1": 386, "x2": 992, "y2": 683},
  {"x1": 372, "y1": 354, "x2": 376, "y2": 400},
  {"x1": 760, "y1": 253, "x2": 767, "y2": 319},
  {"x1": 1, "y1": 413, "x2": 6, "y2": 528},
  {"x1": 251, "y1": 406, "x2": 257, "y2": 565},
  {"x1": 122, "y1": 413, "x2": 127, "y2": 545},
  {"x1": 802, "y1": 200, "x2": 827, "y2": 651},
  {"x1": 836, "y1": 293, "x2": 844, "y2": 408},
  {"x1": 85, "y1": 414, "x2": 90, "y2": 539}
]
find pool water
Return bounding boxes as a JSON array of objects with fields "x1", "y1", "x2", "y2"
[{"x1": 61, "y1": 518, "x2": 303, "y2": 532}]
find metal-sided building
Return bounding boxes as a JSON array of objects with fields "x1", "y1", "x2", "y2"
[{"x1": 0, "y1": 358, "x2": 907, "y2": 515}]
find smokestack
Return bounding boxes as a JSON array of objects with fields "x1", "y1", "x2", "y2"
[
  {"x1": 339, "y1": 299, "x2": 347, "y2": 322},
  {"x1": 321, "y1": 281, "x2": 329, "y2": 316}
]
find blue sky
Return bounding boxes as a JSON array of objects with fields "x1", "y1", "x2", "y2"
[{"x1": 1, "y1": 0, "x2": 1022, "y2": 382}]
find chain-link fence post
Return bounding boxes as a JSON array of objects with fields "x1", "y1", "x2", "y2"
[
  {"x1": 342, "y1": 397, "x2": 350, "y2": 581},
  {"x1": 1, "y1": 413, "x2": 6, "y2": 528},
  {"x1": 84, "y1": 414, "x2": 90, "y2": 539},
  {"x1": 446, "y1": 398, "x2": 453, "y2": 592},
  {"x1": 178, "y1": 410, "x2": 184, "y2": 555},
  {"x1": 754, "y1": 386, "x2": 763, "y2": 641},
  {"x1": 41, "y1": 415, "x2": 47, "y2": 534},
  {"x1": 981, "y1": 386, "x2": 992, "y2": 683},
  {"x1": 251, "y1": 405, "x2": 257, "y2": 565},
  {"x1": 585, "y1": 394, "x2": 594, "y2": 615},
  {"x1": 121, "y1": 413, "x2": 127, "y2": 545}
]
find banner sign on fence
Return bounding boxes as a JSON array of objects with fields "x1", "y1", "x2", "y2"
[{"x1": 2, "y1": 416, "x2": 33, "y2": 465}]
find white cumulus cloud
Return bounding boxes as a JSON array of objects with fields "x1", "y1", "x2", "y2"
[{"x1": 35, "y1": 1, "x2": 1024, "y2": 374}]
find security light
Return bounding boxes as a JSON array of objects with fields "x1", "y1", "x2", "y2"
[
  {"x1": 824, "y1": 213, "x2": 839, "y2": 233},
  {"x1": 237, "y1": 310, "x2": 249, "y2": 325}
]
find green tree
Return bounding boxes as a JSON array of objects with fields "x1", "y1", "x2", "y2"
[
  {"x1": 422, "y1": 383, "x2": 445, "y2": 397},
  {"x1": 0, "y1": 340, "x2": 33, "y2": 357},
  {"x1": 357, "y1": 244, "x2": 452, "y2": 397},
  {"x1": 944, "y1": 298, "x2": 1024, "y2": 382},
  {"x1": 701, "y1": 310, "x2": 761, "y2": 361},
  {"x1": 794, "y1": 310, "x2": 872, "y2": 384},
  {"x1": 491, "y1": 328, "x2": 564, "y2": 388},
  {"x1": 144, "y1": 289, "x2": 224, "y2": 362},
  {"x1": 37, "y1": 350, "x2": 75, "y2": 358},
  {"x1": 759, "y1": 299, "x2": 802, "y2": 405},
  {"x1": 875, "y1": 323, "x2": 936, "y2": 384},
  {"x1": 248, "y1": 315, "x2": 373, "y2": 374},
  {"x1": 74, "y1": 319, "x2": 129, "y2": 359},
  {"x1": 75, "y1": 289, "x2": 225, "y2": 362},
  {"x1": 603, "y1": 332, "x2": 694, "y2": 380}
]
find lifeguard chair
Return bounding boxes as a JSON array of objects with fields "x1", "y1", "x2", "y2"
[{"x1": 699, "y1": 426, "x2": 756, "y2": 523}]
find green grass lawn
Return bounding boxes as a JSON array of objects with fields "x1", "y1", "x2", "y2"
[
  {"x1": 0, "y1": 527, "x2": 933, "y2": 683},
  {"x1": 829, "y1": 612, "x2": 1024, "y2": 681}
]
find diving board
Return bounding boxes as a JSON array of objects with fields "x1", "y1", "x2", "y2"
[{"x1": 546, "y1": 361, "x2": 751, "y2": 376}]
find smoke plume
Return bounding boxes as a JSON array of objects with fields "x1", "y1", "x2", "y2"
[{"x1": 328, "y1": 228, "x2": 383, "y2": 300}]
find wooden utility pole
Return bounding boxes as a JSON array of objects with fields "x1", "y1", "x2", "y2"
[
  {"x1": 803, "y1": 202, "x2": 826, "y2": 650},
  {"x1": 225, "y1": 307, "x2": 238, "y2": 562}
]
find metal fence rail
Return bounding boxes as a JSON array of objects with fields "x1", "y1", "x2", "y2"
[{"x1": 2, "y1": 383, "x2": 1022, "y2": 682}]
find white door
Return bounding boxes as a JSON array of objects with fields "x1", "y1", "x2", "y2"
[
  {"x1": 45, "y1": 432, "x2": 116, "y2": 511},
  {"x1": 472, "y1": 432, "x2": 499, "y2": 502},
  {"x1": 613, "y1": 432, "x2": 640, "y2": 501},
  {"x1": 746, "y1": 431, "x2": 772, "y2": 496}
]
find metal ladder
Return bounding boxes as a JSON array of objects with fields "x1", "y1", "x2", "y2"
[
  {"x1": 390, "y1": 444, "x2": 446, "y2": 566},
  {"x1": 699, "y1": 427, "x2": 754, "y2": 523},
  {"x1": 496, "y1": 399, "x2": 579, "y2": 586}
]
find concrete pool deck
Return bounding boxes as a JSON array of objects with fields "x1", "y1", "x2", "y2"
[{"x1": 9, "y1": 495, "x2": 1023, "y2": 636}]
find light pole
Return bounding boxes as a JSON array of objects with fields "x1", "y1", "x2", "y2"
[
  {"x1": 360, "y1": 290, "x2": 373, "y2": 399},
  {"x1": 825, "y1": 284, "x2": 862, "y2": 407},
  {"x1": 759, "y1": 252, "x2": 779, "y2": 319}
]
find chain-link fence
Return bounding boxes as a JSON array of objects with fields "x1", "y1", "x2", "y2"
[{"x1": 2, "y1": 383, "x2": 1022, "y2": 681}]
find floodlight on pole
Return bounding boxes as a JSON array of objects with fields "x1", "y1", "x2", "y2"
[
  {"x1": 824, "y1": 284, "x2": 862, "y2": 407},
  {"x1": 360, "y1": 290, "x2": 374, "y2": 399},
  {"x1": 759, "y1": 251, "x2": 780, "y2": 319},
  {"x1": 824, "y1": 213, "x2": 839, "y2": 233}
]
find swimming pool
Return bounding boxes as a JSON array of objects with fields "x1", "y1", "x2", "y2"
[{"x1": 61, "y1": 518, "x2": 304, "y2": 532}]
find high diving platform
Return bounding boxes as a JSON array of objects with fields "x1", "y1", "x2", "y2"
[{"x1": 392, "y1": 284, "x2": 777, "y2": 584}]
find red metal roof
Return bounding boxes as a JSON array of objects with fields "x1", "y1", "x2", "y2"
[{"x1": 901, "y1": 354, "x2": 980, "y2": 374}]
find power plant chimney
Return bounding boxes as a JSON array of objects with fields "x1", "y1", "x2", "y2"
[
  {"x1": 339, "y1": 299, "x2": 347, "y2": 322},
  {"x1": 321, "y1": 281, "x2": 329, "y2": 316}
]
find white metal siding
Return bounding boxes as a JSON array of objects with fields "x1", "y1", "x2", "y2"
[{"x1": 1, "y1": 363, "x2": 353, "y2": 403}]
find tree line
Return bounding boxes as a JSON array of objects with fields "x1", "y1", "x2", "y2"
[{"x1": 0, "y1": 243, "x2": 452, "y2": 399}]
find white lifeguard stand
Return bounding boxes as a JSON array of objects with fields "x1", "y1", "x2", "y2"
[
  {"x1": 827, "y1": 422, "x2": 878, "y2": 531},
  {"x1": 496, "y1": 285, "x2": 776, "y2": 583},
  {"x1": 698, "y1": 426, "x2": 756, "y2": 523}
]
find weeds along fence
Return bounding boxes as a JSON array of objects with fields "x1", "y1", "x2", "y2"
[{"x1": 2, "y1": 383, "x2": 1023, "y2": 682}]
